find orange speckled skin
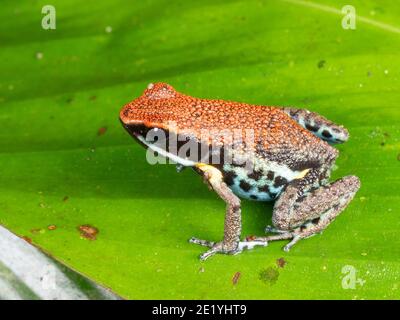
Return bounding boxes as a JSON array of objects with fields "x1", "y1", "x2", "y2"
[{"x1": 120, "y1": 82, "x2": 336, "y2": 171}]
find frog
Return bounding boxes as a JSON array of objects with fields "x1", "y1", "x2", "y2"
[{"x1": 120, "y1": 82, "x2": 360, "y2": 260}]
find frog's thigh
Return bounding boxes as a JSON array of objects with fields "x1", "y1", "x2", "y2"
[
  {"x1": 283, "y1": 107, "x2": 349, "y2": 143},
  {"x1": 273, "y1": 175, "x2": 360, "y2": 232}
]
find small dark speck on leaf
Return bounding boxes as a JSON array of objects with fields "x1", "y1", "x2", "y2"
[
  {"x1": 259, "y1": 267, "x2": 279, "y2": 285},
  {"x1": 63, "y1": 196, "x2": 69, "y2": 202},
  {"x1": 276, "y1": 257, "x2": 287, "y2": 268},
  {"x1": 232, "y1": 272, "x2": 241, "y2": 285},
  {"x1": 380, "y1": 142, "x2": 385, "y2": 146},
  {"x1": 317, "y1": 60, "x2": 326, "y2": 68},
  {"x1": 89, "y1": 95, "x2": 97, "y2": 101},
  {"x1": 66, "y1": 97, "x2": 73, "y2": 104},
  {"x1": 30, "y1": 228, "x2": 43, "y2": 235},
  {"x1": 98, "y1": 126, "x2": 107, "y2": 136},
  {"x1": 383, "y1": 132, "x2": 390, "y2": 138},
  {"x1": 78, "y1": 224, "x2": 99, "y2": 240},
  {"x1": 47, "y1": 225, "x2": 57, "y2": 231}
]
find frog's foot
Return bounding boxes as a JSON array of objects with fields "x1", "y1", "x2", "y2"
[
  {"x1": 189, "y1": 237, "x2": 267, "y2": 261},
  {"x1": 263, "y1": 226, "x2": 304, "y2": 251},
  {"x1": 259, "y1": 229, "x2": 312, "y2": 252},
  {"x1": 252, "y1": 232, "x2": 295, "y2": 251}
]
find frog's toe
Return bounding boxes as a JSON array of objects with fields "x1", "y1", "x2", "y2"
[
  {"x1": 194, "y1": 241, "x2": 226, "y2": 260},
  {"x1": 199, "y1": 245, "x2": 223, "y2": 260},
  {"x1": 283, "y1": 235, "x2": 301, "y2": 252},
  {"x1": 190, "y1": 238, "x2": 267, "y2": 260},
  {"x1": 188, "y1": 237, "x2": 215, "y2": 248},
  {"x1": 265, "y1": 225, "x2": 288, "y2": 234},
  {"x1": 257, "y1": 230, "x2": 310, "y2": 251},
  {"x1": 190, "y1": 238, "x2": 242, "y2": 260}
]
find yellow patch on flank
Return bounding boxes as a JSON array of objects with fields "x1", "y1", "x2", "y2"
[
  {"x1": 196, "y1": 163, "x2": 223, "y2": 183},
  {"x1": 295, "y1": 168, "x2": 311, "y2": 179}
]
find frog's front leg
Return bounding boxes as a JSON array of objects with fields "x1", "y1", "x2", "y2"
[
  {"x1": 260, "y1": 174, "x2": 360, "y2": 251},
  {"x1": 189, "y1": 164, "x2": 267, "y2": 260},
  {"x1": 282, "y1": 107, "x2": 349, "y2": 143}
]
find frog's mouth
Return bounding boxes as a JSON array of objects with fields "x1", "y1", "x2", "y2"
[
  {"x1": 122, "y1": 123, "x2": 144, "y2": 137},
  {"x1": 122, "y1": 122, "x2": 198, "y2": 167},
  {"x1": 122, "y1": 122, "x2": 160, "y2": 146}
]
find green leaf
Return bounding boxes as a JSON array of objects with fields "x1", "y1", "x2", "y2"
[
  {"x1": 0, "y1": 226, "x2": 120, "y2": 300},
  {"x1": 0, "y1": 0, "x2": 399, "y2": 299}
]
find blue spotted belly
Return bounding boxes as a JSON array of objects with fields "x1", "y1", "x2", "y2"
[{"x1": 222, "y1": 163, "x2": 308, "y2": 202}]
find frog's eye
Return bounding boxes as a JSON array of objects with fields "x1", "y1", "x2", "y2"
[{"x1": 145, "y1": 82, "x2": 176, "y2": 100}]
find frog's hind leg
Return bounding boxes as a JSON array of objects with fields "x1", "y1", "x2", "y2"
[
  {"x1": 282, "y1": 107, "x2": 349, "y2": 143},
  {"x1": 259, "y1": 175, "x2": 360, "y2": 251}
]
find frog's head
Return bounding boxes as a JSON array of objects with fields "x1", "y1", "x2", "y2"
[{"x1": 119, "y1": 82, "x2": 180, "y2": 139}]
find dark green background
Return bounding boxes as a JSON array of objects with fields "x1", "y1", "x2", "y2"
[{"x1": 0, "y1": 0, "x2": 399, "y2": 299}]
